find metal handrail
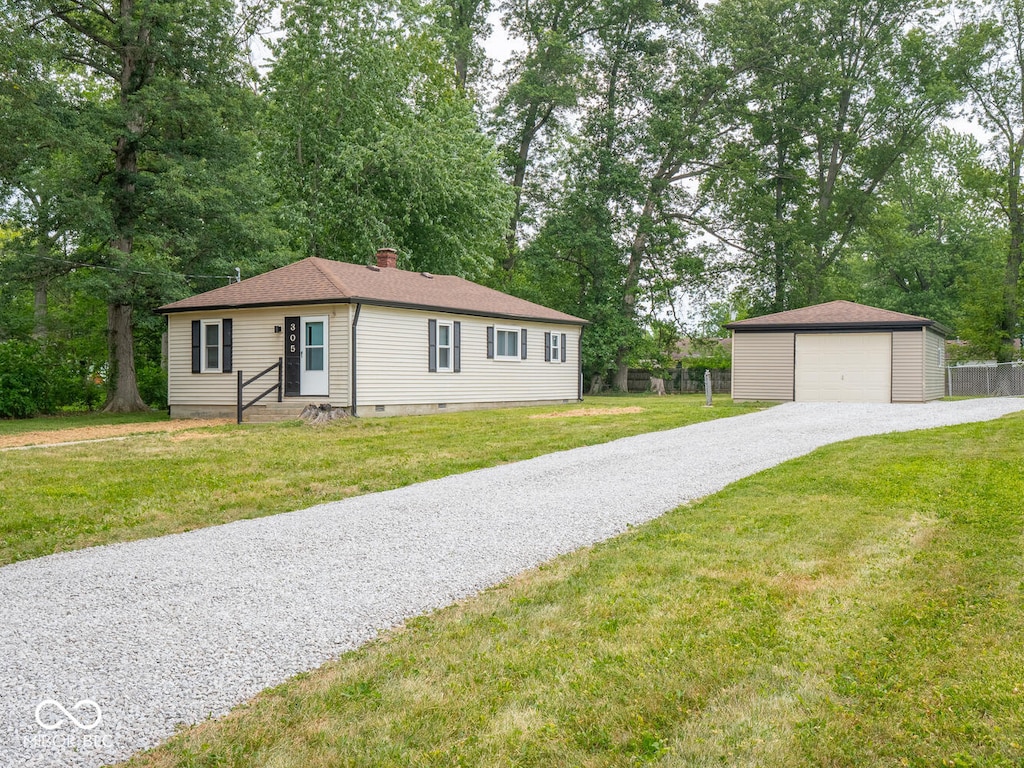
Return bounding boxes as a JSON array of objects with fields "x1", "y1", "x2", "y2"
[{"x1": 237, "y1": 357, "x2": 283, "y2": 424}]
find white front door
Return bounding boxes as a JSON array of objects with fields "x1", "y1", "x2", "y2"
[{"x1": 301, "y1": 316, "x2": 329, "y2": 396}]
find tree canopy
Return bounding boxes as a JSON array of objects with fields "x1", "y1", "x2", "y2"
[{"x1": 0, "y1": 0, "x2": 1021, "y2": 414}]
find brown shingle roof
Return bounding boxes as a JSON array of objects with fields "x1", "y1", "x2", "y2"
[
  {"x1": 725, "y1": 300, "x2": 944, "y2": 332},
  {"x1": 159, "y1": 257, "x2": 587, "y2": 325}
]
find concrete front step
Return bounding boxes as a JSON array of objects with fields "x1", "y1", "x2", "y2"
[{"x1": 242, "y1": 400, "x2": 343, "y2": 423}]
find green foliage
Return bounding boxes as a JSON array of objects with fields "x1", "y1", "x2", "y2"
[
  {"x1": 0, "y1": 0, "x2": 1021, "y2": 391},
  {"x1": 0, "y1": 340, "x2": 53, "y2": 418},
  {"x1": 0, "y1": 0, "x2": 287, "y2": 411},
  {"x1": 962, "y1": 0, "x2": 1024, "y2": 359},
  {"x1": 682, "y1": 354, "x2": 732, "y2": 372},
  {"x1": 627, "y1": 321, "x2": 681, "y2": 379},
  {"x1": 702, "y1": 0, "x2": 969, "y2": 313},
  {"x1": 843, "y1": 129, "x2": 1005, "y2": 340},
  {"x1": 263, "y1": 0, "x2": 512, "y2": 278},
  {"x1": 136, "y1": 361, "x2": 168, "y2": 410},
  {"x1": 499, "y1": 0, "x2": 713, "y2": 384},
  {"x1": 0, "y1": 338, "x2": 102, "y2": 417}
]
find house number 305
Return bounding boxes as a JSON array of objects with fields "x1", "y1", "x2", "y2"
[{"x1": 288, "y1": 321, "x2": 298, "y2": 354}]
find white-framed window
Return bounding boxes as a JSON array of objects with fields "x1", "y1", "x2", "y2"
[
  {"x1": 191, "y1": 317, "x2": 232, "y2": 374},
  {"x1": 495, "y1": 327, "x2": 520, "y2": 360},
  {"x1": 545, "y1": 331, "x2": 568, "y2": 363},
  {"x1": 203, "y1": 320, "x2": 221, "y2": 372},
  {"x1": 429, "y1": 318, "x2": 460, "y2": 373},
  {"x1": 437, "y1": 321, "x2": 453, "y2": 371}
]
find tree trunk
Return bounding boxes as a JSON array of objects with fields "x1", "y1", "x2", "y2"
[
  {"x1": 504, "y1": 103, "x2": 553, "y2": 270},
  {"x1": 32, "y1": 278, "x2": 48, "y2": 340},
  {"x1": 103, "y1": 302, "x2": 148, "y2": 412},
  {"x1": 613, "y1": 361, "x2": 629, "y2": 391},
  {"x1": 611, "y1": 170, "x2": 667, "y2": 393},
  {"x1": 772, "y1": 139, "x2": 787, "y2": 312},
  {"x1": 101, "y1": 0, "x2": 150, "y2": 412},
  {"x1": 1000, "y1": 147, "x2": 1023, "y2": 362}
]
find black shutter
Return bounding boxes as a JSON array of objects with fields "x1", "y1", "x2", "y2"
[
  {"x1": 284, "y1": 316, "x2": 301, "y2": 396},
  {"x1": 544, "y1": 332, "x2": 551, "y2": 362},
  {"x1": 222, "y1": 319, "x2": 233, "y2": 373},
  {"x1": 561, "y1": 333, "x2": 567, "y2": 363},
  {"x1": 453, "y1": 321, "x2": 461, "y2": 373},
  {"x1": 521, "y1": 328, "x2": 528, "y2": 359},
  {"x1": 191, "y1": 320, "x2": 201, "y2": 373},
  {"x1": 487, "y1": 326, "x2": 494, "y2": 359},
  {"x1": 428, "y1": 319, "x2": 438, "y2": 372}
]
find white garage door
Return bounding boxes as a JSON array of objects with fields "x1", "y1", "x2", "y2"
[{"x1": 795, "y1": 333, "x2": 891, "y2": 403}]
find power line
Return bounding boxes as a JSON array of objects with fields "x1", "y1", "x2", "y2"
[{"x1": 27, "y1": 254, "x2": 241, "y2": 283}]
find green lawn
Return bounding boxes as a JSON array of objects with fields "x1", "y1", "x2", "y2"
[
  {"x1": 0, "y1": 395, "x2": 764, "y2": 566},
  {"x1": 122, "y1": 411, "x2": 1024, "y2": 768}
]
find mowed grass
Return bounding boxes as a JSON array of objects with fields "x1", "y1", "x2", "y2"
[
  {"x1": 123, "y1": 412, "x2": 1024, "y2": 768},
  {"x1": 0, "y1": 395, "x2": 764, "y2": 565}
]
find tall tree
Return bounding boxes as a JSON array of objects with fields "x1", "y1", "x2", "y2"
[
  {"x1": 513, "y1": 0, "x2": 726, "y2": 388},
  {"x1": 701, "y1": 0, "x2": 966, "y2": 314},
  {"x1": 964, "y1": 0, "x2": 1024, "y2": 359},
  {"x1": 2, "y1": 0, "x2": 277, "y2": 411},
  {"x1": 264, "y1": 0, "x2": 511, "y2": 278},
  {"x1": 434, "y1": 0, "x2": 492, "y2": 90},
  {"x1": 495, "y1": 0, "x2": 589, "y2": 269},
  {"x1": 845, "y1": 129, "x2": 1004, "y2": 334}
]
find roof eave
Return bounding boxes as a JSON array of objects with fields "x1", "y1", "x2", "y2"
[
  {"x1": 157, "y1": 297, "x2": 348, "y2": 314},
  {"x1": 158, "y1": 296, "x2": 589, "y2": 326},
  {"x1": 726, "y1": 320, "x2": 948, "y2": 335}
]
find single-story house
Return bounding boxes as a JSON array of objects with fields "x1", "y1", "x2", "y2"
[
  {"x1": 725, "y1": 300, "x2": 948, "y2": 403},
  {"x1": 158, "y1": 249, "x2": 587, "y2": 419}
]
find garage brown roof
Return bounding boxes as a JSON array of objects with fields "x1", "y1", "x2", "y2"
[
  {"x1": 159, "y1": 257, "x2": 587, "y2": 325},
  {"x1": 725, "y1": 300, "x2": 946, "y2": 333}
]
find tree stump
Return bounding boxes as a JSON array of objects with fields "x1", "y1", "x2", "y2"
[
  {"x1": 650, "y1": 377, "x2": 666, "y2": 396},
  {"x1": 300, "y1": 403, "x2": 350, "y2": 425},
  {"x1": 589, "y1": 374, "x2": 605, "y2": 395}
]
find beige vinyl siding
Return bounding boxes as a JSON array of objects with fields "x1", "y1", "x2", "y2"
[
  {"x1": 891, "y1": 330, "x2": 924, "y2": 402},
  {"x1": 354, "y1": 306, "x2": 580, "y2": 408},
  {"x1": 731, "y1": 331, "x2": 795, "y2": 401},
  {"x1": 167, "y1": 305, "x2": 350, "y2": 408},
  {"x1": 924, "y1": 327, "x2": 946, "y2": 400}
]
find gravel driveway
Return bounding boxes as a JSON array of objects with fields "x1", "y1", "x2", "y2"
[{"x1": 3, "y1": 399, "x2": 1023, "y2": 768}]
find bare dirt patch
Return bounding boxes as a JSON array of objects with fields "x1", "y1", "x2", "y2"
[
  {"x1": 529, "y1": 406, "x2": 644, "y2": 419},
  {"x1": 0, "y1": 419, "x2": 233, "y2": 450}
]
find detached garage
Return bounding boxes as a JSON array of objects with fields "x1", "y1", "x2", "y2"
[{"x1": 726, "y1": 301, "x2": 948, "y2": 403}]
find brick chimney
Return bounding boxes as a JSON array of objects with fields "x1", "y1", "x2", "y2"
[{"x1": 375, "y1": 247, "x2": 398, "y2": 269}]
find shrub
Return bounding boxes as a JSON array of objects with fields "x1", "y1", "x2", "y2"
[
  {"x1": 0, "y1": 340, "x2": 109, "y2": 417},
  {"x1": 0, "y1": 340, "x2": 55, "y2": 418},
  {"x1": 137, "y1": 360, "x2": 168, "y2": 410}
]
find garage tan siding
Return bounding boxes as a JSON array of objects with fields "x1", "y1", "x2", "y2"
[
  {"x1": 891, "y1": 330, "x2": 924, "y2": 402},
  {"x1": 924, "y1": 327, "x2": 946, "y2": 400},
  {"x1": 731, "y1": 331, "x2": 795, "y2": 401},
  {"x1": 167, "y1": 305, "x2": 350, "y2": 408},
  {"x1": 354, "y1": 306, "x2": 580, "y2": 408}
]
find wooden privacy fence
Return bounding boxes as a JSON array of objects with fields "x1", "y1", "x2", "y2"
[
  {"x1": 947, "y1": 362, "x2": 1024, "y2": 397},
  {"x1": 627, "y1": 367, "x2": 731, "y2": 394}
]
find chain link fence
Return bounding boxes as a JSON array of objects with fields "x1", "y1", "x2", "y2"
[{"x1": 947, "y1": 362, "x2": 1024, "y2": 397}]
